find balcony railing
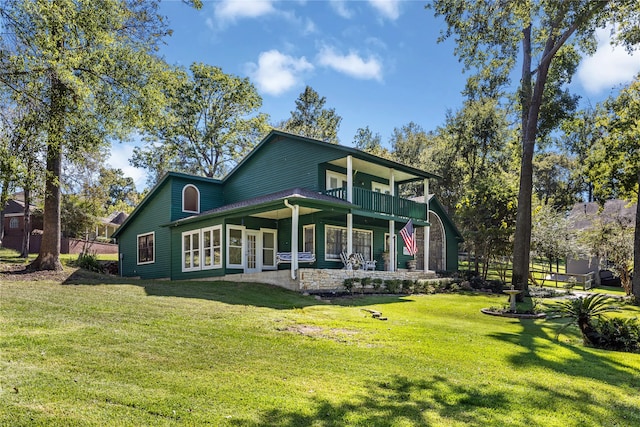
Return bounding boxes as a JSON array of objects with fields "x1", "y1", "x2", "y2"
[{"x1": 323, "y1": 187, "x2": 426, "y2": 220}]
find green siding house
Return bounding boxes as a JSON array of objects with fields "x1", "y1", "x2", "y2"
[{"x1": 112, "y1": 130, "x2": 463, "y2": 289}]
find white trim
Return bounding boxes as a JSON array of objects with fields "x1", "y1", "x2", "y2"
[
  {"x1": 429, "y1": 210, "x2": 447, "y2": 271},
  {"x1": 303, "y1": 224, "x2": 315, "y2": 255},
  {"x1": 181, "y1": 229, "x2": 201, "y2": 272},
  {"x1": 326, "y1": 170, "x2": 347, "y2": 190},
  {"x1": 245, "y1": 230, "x2": 261, "y2": 273},
  {"x1": 261, "y1": 228, "x2": 278, "y2": 270},
  {"x1": 202, "y1": 225, "x2": 223, "y2": 270},
  {"x1": 324, "y1": 224, "x2": 373, "y2": 262},
  {"x1": 182, "y1": 184, "x2": 200, "y2": 214},
  {"x1": 226, "y1": 225, "x2": 245, "y2": 269},
  {"x1": 372, "y1": 181, "x2": 391, "y2": 194},
  {"x1": 137, "y1": 231, "x2": 155, "y2": 265}
]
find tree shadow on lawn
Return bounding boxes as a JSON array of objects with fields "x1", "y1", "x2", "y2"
[
  {"x1": 231, "y1": 374, "x2": 510, "y2": 427},
  {"x1": 488, "y1": 318, "x2": 640, "y2": 392},
  {"x1": 59, "y1": 270, "x2": 412, "y2": 310}
]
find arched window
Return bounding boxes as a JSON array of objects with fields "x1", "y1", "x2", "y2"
[
  {"x1": 9, "y1": 217, "x2": 19, "y2": 229},
  {"x1": 182, "y1": 185, "x2": 200, "y2": 213}
]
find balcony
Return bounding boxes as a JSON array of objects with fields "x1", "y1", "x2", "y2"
[{"x1": 323, "y1": 187, "x2": 427, "y2": 220}]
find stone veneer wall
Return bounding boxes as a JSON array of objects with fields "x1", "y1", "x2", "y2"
[{"x1": 297, "y1": 268, "x2": 437, "y2": 292}]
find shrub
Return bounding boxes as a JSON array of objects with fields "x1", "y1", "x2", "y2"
[
  {"x1": 75, "y1": 251, "x2": 102, "y2": 273},
  {"x1": 385, "y1": 279, "x2": 402, "y2": 293},
  {"x1": 556, "y1": 294, "x2": 619, "y2": 346},
  {"x1": 372, "y1": 278, "x2": 383, "y2": 291},
  {"x1": 402, "y1": 279, "x2": 415, "y2": 294},
  {"x1": 593, "y1": 317, "x2": 640, "y2": 353},
  {"x1": 343, "y1": 278, "x2": 357, "y2": 294}
]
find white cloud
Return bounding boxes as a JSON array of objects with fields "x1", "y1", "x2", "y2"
[
  {"x1": 577, "y1": 27, "x2": 640, "y2": 95},
  {"x1": 246, "y1": 50, "x2": 314, "y2": 96},
  {"x1": 330, "y1": 0, "x2": 353, "y2": 19},
  {"x1": 209, "y1": 0, "x2": 277, "y2": 30},
  {"x1": 368, "y1": 0, "x2": 401, "y2": 21},
  {"x1": 107, "y1": 142, "x2": 147, "y2": 190},
  {"x1": 317, "y1": 46, "x2": 383, "y2": 81}
]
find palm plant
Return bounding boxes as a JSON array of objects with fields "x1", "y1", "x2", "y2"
[{"x1": 556, "y1": 294, "x2": 619, "y2": 346}]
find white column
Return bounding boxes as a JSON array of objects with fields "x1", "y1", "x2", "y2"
[
  {"x1": 284, "y1": 199, "x2": 299, "y2": 279},
  {"x1": 347, "y1": 213, "x2": 353, "y2": 255},
  {"x1": 346, "y1": 155, "x2": 353, "y2": 255},
  {"x1": 424, "y1": 178, "x2": 430, "y2": 272},
  {"x1": 389, "y1": 169, "x2": 396, "y2": 271},
  {"x1": 346, "y1": 155, "x2": 353, "y2": 203},
  {"x1": 389, "y1": 220, "x2": 395, "y2": 271}
]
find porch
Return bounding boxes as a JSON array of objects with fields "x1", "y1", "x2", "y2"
[
  {"x1": 323, "y1": 187, "x2": 427, "y2": 220},
  {"x1": 215, "y1": 268, "x2": 437, "y2": 293}
]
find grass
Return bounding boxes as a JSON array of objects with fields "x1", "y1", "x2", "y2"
[{"x1": 2, "y1": 253, "x2": 640, "y2": 426}]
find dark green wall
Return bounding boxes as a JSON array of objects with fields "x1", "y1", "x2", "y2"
[
  {"x1": 118, "y1": 181, "x2": 172, "y2": 279},
  {"x1": 224, "y1": 136, "x2": 344, "y2": 203},
  {"x1": 169, "y1": 176, "x2": 224, "y2": 222}
]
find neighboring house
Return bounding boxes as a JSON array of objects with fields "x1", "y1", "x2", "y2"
[
  {"x1": 94, "y1": 211, "x2": 129, "y2": 241},
  {"x1": 566, "y1": 199, "x2": 637, "y2": 279},
  {"x1": 1, "y1": 193, "x2": 123, "y2": 255},
  {"x1": 112, "y1": 130, "x2": 463, "y2": 291},
  {"x1": 1, "y1": 194, "x2": 43, "y2": 252}
]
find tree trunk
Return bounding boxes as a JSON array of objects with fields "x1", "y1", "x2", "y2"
[
  {"x1": 20, "y1": 188, "x2": 31, "y2": 258},
  {"x1": 29, "y1": 76, "x2": 64, "y2": 271},
  {"x1": 633, "y1": 171, "x2": 640, "y2": 304},
  {"x1": 512, "y1": 25, "x2": 554, "y2": 299}
]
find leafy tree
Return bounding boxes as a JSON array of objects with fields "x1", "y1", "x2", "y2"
[
  {"x1": 533, "y1": 152, "x2": 581, "y2": 210},
  {"x1": 282, "y1": 86, "x2": 342, "y2": 144},
  {"x1": 0, "y1": 0, "x2": 196, "y2": 270},
  {"x1": 430, "y1": 0, "x2": 640, "y2": 296},
  {"x1": 531, "y1": 204, "x2": 575, "y2": 273},
  {"x1": 584, "y1": 76, "x2": 640, "y2": 301},
  {"x1": 353, "y1": 126, "x2": 391, "y2": 159},
  {"x1": 579, "y1": 212, "x2": 634, "y2": 296},
  {"x1": 455, "y1": 172, "x2": 517, "y2": 279},
  {"x1": 132, "y1": 63, "x2": 270, "y2": 184},
  {"x1": 0, "y1": 99, "x2": 44, "y2": 256}
]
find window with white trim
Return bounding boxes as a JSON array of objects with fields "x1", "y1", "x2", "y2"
[
  {"x1": 9, "y1": 217, "x2": 19, "y2": 229},
  {"x1": 202, "y1": 226, "x2": 222, "y2": 270},
  {"x1": 261, "y1": 229, "x2": 277, "y2": 269},
  {"x1": 226, "y1": 226, "x2": 244, "y2": 268},
  {"x1": 326, "y1": 171, "x2": 348, "y2": 190},
  {"x1": 303, "y1": 224, "x2": 315, "y2": 255},
  {"x1": 182, "y1": 184, "x2": 200, "y2": 213},
  {"x1": 325, "y1": 225, "x2": 372, "y2": 261},
  {"x1": 182, "y1": 230, "x2": 200, "y2": 271},
  {"x1": 372, "y1": 181, "x2": 391, "y2": 194},
  {"x1": 137, "y1": 232, "x2": 155, "y2": 264}
]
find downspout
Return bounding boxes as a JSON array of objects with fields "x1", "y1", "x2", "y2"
[{"x1": 284, "y1": 199, "x2": 299, "y2": 280}]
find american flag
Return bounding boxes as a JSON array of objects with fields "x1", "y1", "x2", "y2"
[{"x1": 399, "y1": 219, "x2": 417, "y2": 256}]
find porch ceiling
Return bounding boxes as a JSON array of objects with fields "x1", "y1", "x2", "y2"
[
  {"x1": 250, "y1": 206, "x2": 321, "y2": 220},
  {"x1": 327, "y1": 156, "x2": 433, "y2": 183}
]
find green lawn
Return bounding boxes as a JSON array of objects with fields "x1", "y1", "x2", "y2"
[{"x1": 1, "y1": 262, "x2": 639, "y2": 426}]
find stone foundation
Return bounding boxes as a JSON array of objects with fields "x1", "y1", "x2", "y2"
[
  {"x1": 217, "y1": 268, "x2": 437, "y2": 293},
  {"x1": 297, "y1": 269, "x2": 437, "y2": 292}
]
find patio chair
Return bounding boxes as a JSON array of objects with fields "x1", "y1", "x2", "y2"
[
  {"x1": 355, "y1": 253, "x2": 377, "y2": 271},
  {"x1": 340, "y1": 251, "x2": 353, "y2": 270}
]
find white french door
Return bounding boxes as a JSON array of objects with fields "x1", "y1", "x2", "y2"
[{"x1": 245, "y1": 231, "x2": 260, "y2": 273}]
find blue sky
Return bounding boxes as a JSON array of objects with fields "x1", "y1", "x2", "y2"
[{"x1": 109, "y1": 0, "x2": 639, "y2": 189}]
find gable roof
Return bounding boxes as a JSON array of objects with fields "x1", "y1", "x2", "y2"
[
  {"x1": 111, "y1": 171, "x2": 223, "y2": 239},
  {"x1": 225, "y1": 130, "x2": 441, "y2": 184}
]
